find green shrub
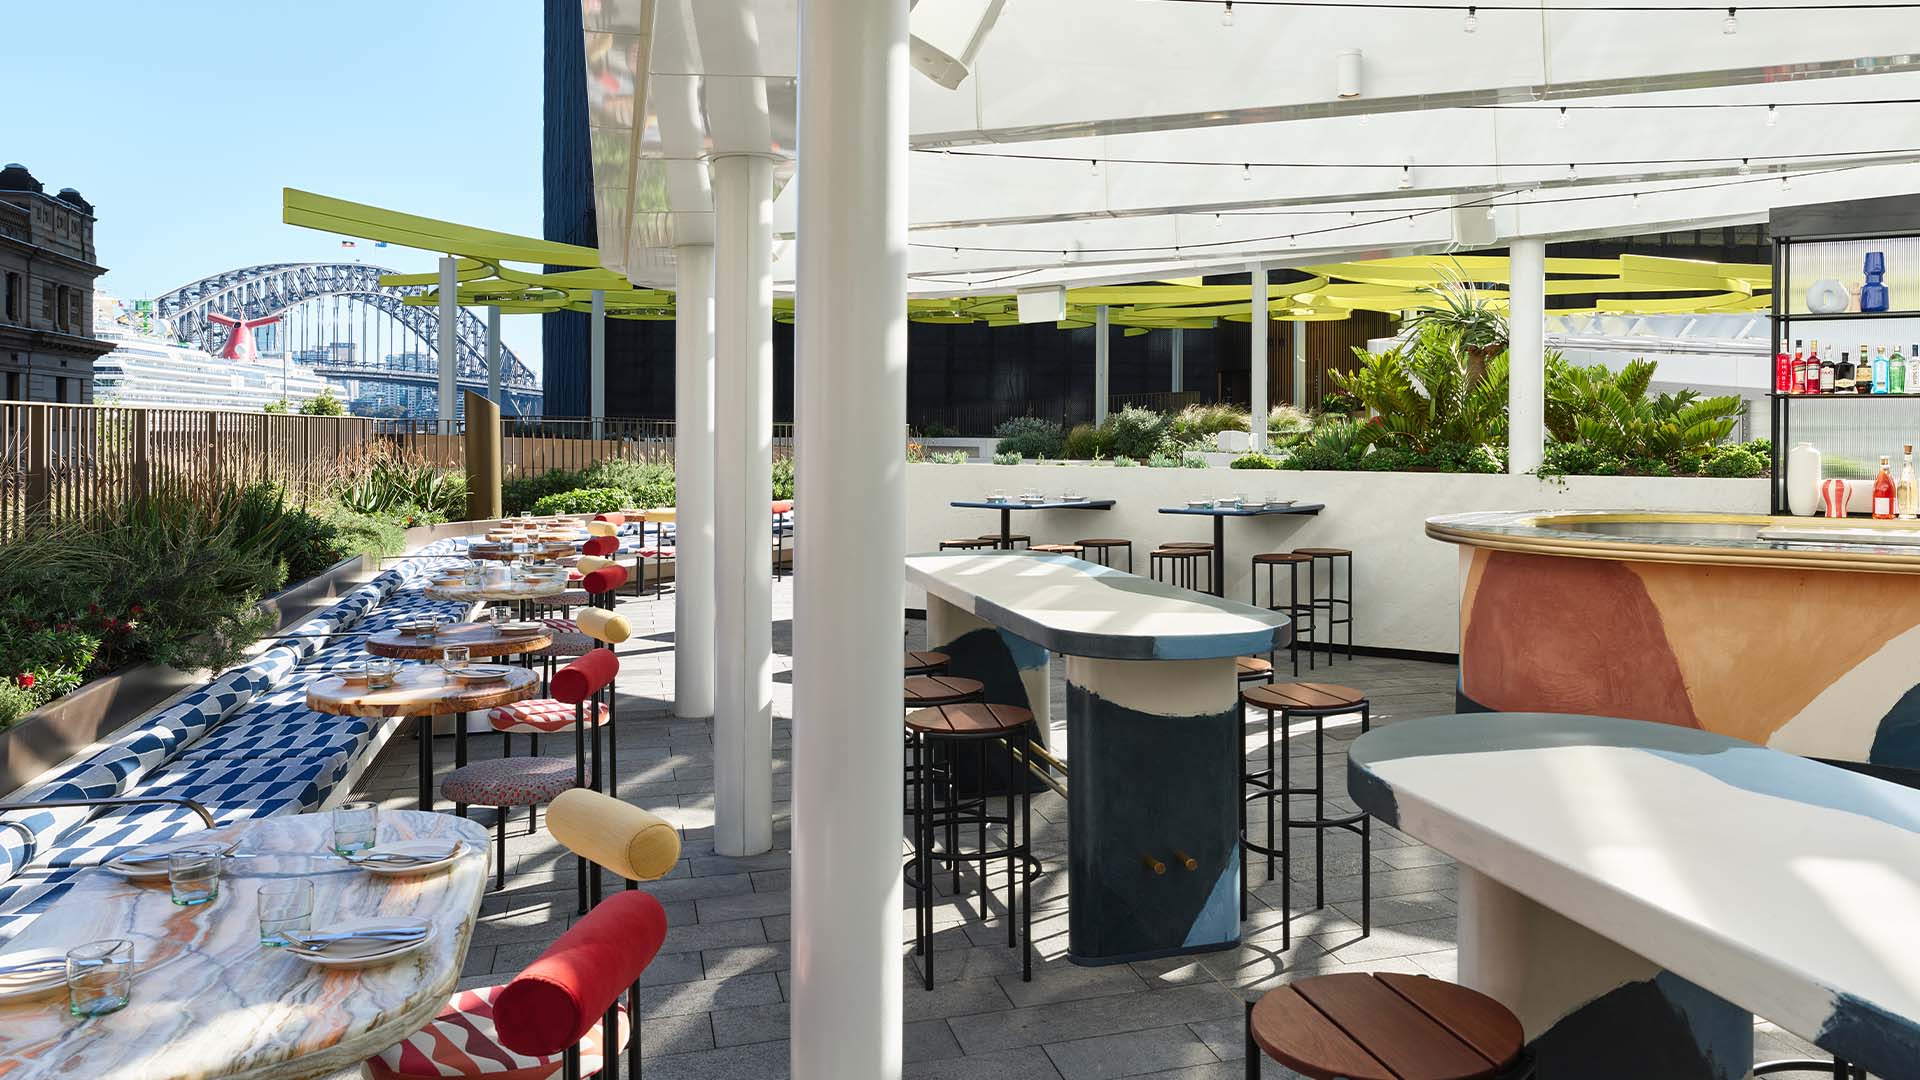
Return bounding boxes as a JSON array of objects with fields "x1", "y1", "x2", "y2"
[
  {"x1": 1112, "y1": 455, "x2": 1138, "y2": 467},
  {"x1": 1278, "y1": 419, "x2": 1375, "y2": 471},
  {"x1": 994, "y1": 417, "x2": 1065, "y2": 459},
  {"x1": 1145, "y1": 452, "x2": 1181, "y2": 468},
  {"x1": 1703, "y1": 446, "x2": 1765, "y2": 478},
  {"x1": 928, "y1": 450, "x2": 969, "y2": 464},
  {"x1": 1106, "y1": 406, "x2": 1169, "y2": 460},
  {"x1": 1182, "y1": 453, "x2": 1207, "y2": 468},
  {"x1": 532, "y1": 487, "x2": 631, "y2": 515},
  {"x1": 1263, "y1": 405, "x2": 1316, "y2": 446},
  {"x1": 1230, "y1": 453, "x2": 1282, "y2": 469},
  {"x1": 773, "y1": 456, "x2": 795, "y2": 500},
  {"x1": 1063, "y1": 423, "x2": 1110, "y2": 460},
  {"x1": 992, "y1": 451, "x2": 1021, "y2": 465},
  {"x1": 582, "y1": 459, "x2": 676, "y2": 508},
  {"x1": 319, "y1": 507, "x2": 410, "y2": 562},
  {"x1": 918, "y1": 420, "x2": 955, "y2": 438},
  {"x1": 1536, "y1": 441, "x2": 1624, "y2": 478},
  {"x1": 1168, "y1": 403, "x2": 1250, "y2": 441},
  {"x1": 503, "y1": 468, "x2": 587, "y2": 513}
]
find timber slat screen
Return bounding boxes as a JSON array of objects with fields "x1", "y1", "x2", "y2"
[
  {"x1": 0, "y1": 403, "x2": 375, "y2": 539},
  {"x1": 378, "y1": 418, "x2": 796, "y2": 478}
]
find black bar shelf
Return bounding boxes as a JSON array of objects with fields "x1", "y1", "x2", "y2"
[
  {"x1": 1780, "y1": 311, "x2": 1920, "y2": 323},
  {"x1": 1769, "y1": 393, "x2": 1920, "y2": 401}
]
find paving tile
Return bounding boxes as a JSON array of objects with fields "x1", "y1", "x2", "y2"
[
  {"x1": 709, "y1": 1000, "x2": 789, "y2": 1047},
  {"x1": 631, "y1": 1039, "x2": 792, "y2": 1080},
  {"x1": 694, "y1": 889, "x2": 793, "y2": 922},
  {"x1": 652, "y1": 916, "x2": 770, "y2": 955},
  {"x1": 905, "y1": 1046, "x2": 1064, "y2": 1080},
  {"x1": 947, "y1": 984, "x2": 1244, "y2": 1055},
  {"x1": 639, "y1": 1010, "x2": 720, "y2": 1057},
  {"x1": 1042, "y1": 1024, "x2": 1218, "y2": 1080},
  {"x1": 906, "y1": 1019, "x2": 966, "y2": 1064},
  {"x1": 995, "y1": 961, "x2": 1148, "y2": 1009},
  {"x1": 643, "y1": 972, "x2": 784, "y2": 1018},
  {"x1": 702, "y1": 941, "x2": 792, "y2": 979}
]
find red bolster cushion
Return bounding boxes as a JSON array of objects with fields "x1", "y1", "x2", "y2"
[
  {"x1": 593, "y1": 512, "x2": 626, "y2": 526},
  {"x1": 493, "y1": 889, "x2": 667, "y2": 1057},
  {"x1": 551, "y1": 647, "x2": 619, "y2": 703},
  {"x1": 771, "y1": 500, "x2": 793, "y2": 514},
  {"x1": 582, "y1": 564, "x2": 628, "y2": 594},
  {"x1": 581, "y1": 536, "x2": 617, "y2": 557}
]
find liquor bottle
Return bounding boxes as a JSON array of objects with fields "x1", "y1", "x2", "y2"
[
  {"x1": 1791, "y1": 339, "x2": 1808, "y2": 393},
  {"x1": 1833, "y1": 350, "x2": 1855, "y2": 394},
  {"x1": 1819, "y1": 343, "x2": 1836, "y2": 394},
  {"x1": 1899, "y1": 445, "x2": 1918, "y2": 520},
  {"x1": 1874, "y1": 345, "x2": 1891, "y2": 394},
  {"x1": 1893, "y1": 345, "x2": 1907, "y2": 395},
  {"x1": 1874, "y1": 456, "x2": 1897, "y2": 519},
  {"x1": 1859, "y1": 344, "x2": 1874, "y2": 395},
  {"x1": 1776, "y1": 345, "x2": 1791, "y2": 392}
]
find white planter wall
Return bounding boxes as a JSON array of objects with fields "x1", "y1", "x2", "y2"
[{"x1": 907, "y1": 463, "x2": 1767, "y2": 654}]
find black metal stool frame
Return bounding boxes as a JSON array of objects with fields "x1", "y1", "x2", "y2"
[
  {"x1": 1076, "y1": 540, "x2": 1134, "y2": 572},
  {"x1": 907, "y1": 726, "x2": 1036, "y2": 988},
  {"x1": 1300, "y1": 550, "x2": 1354, "y2": 664},
  {"x1": 1250, "y1": 558, "x2": 1317, "y2": 676}
]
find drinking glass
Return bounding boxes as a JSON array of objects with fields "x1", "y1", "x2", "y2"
[
  {"x1": 167, "y1": 846, "x2": 222, "y2": 906},
  {"x1": 258, "y1": 880, "x2": 314, "y2": 946},
  {"x1": 441, "y1": 644, "x2": 471, "y2": 673},
  {"x1": 519, "y1": 511, "x2": 533, "y2": 521},
  {"x1": 66, "y1": 939, "x2": 133, "y2": 1017},
  {"x1": 988, "y1": 489, "x2": 1006, "y2": 503},
  {"x1": 363, "y1": 658, "x2": 395, "y2": 690},
  {"x1": 332, "y1": 801, "x2": 379, "y2": 855}
]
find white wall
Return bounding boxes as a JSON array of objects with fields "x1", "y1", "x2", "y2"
[{"x1": 908, "y1": 463, "x2": 1766, "y2": 654}]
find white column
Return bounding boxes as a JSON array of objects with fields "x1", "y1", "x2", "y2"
[
  {"x1": 1094, "y1": 304, "x2": 1111, "y2": 425},
  {"x1": 590, "y1": 289, "x2": 606, "y2": 438},
  {"x1": 436, "y1": 256, "x2": 458, "y2": 433},
  {"x1": 1249, "y1": 263, "x2": 1269, "y2": 452},
  {"x1": 791, "y1": 0, "x2": 908, "y2": 1076},
  {"x1": 1292, "y1": 319, "x2": 1308, "y2": 407},
  {"x1": 674, "y1": 244, "x2": 717, "y2": 720},
  {"x1": 711, "y1": 153, "x2": 775, "y2": 860},
  {"x1": 1170, "y1": 328, "x2": 1184, "y2": 393},
  {"x1": 1508, "y1": 238, "x2": 1547, "y2": 474},
  {"x1": 485, "y1": 305, "x2": 502, "y2": 405}
]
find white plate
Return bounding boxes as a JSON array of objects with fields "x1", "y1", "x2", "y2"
[
  {"x1": 0, "y1": 949, "x2": 68, "y2": 1002},
  {"x1": 105, "y1": 838, "x2": 240, "y2": 880},
  {"x1": 497, "y1": 621, "x2": 543, "y2": 635},
  {"x1": 452, "y1": 666, "x2": 513, "y2": 684},
  {"x1": 350, "y1": 840, "x2": 465, "y2": 878},
  {"x1": 284, "y1": 919, "x2": 431, "y2": 968}
]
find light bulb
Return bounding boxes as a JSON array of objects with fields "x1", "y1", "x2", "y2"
[
  {"x1": 1566, "y1": 163, "x2": 1578, "y2": 181},
  {"x1": 1089, "y1": 159, "x2": 1101, "y2": 176},
  {"x1": 1782, "y1": 174, "x2": 1793, "y2": 191},
  {"x1": 1288, "y1": 235, "x2": 1299, "y2": 248},
  {"x1": 1242, "y1": 163, "x2": 1252, "y2": 182},
  {"x1": 1408, "y1": 214, "x2": 1417, "y2": 230},
  {"x1": 952, "y1": 247, "x2": 961, "y2": 259},
  {"x1": 1484, "y1": 206, "x2": 1497, "y2": 222},
  {"x1": 1221, "y1": 2, "x2": 1234, "y2": 26},
  {"x1": 1723, "y1": 7, "x2": 1738, "y2": 33},
  {"x1": 1556, "y1": 107, "x2": 1568, "y2": 129},
  {"x1": 1738, "y1": 157, "x2": 1752, "y2": 174},
  {"x1": 1214, "y1": 213, "x2": 1223, "y2": 229},
  {"x1": 1463, "y1": 6, "x2": 1478, "y2": 32},
  {"x1": 1766, "y1": 105, "x2": 1778, "y2": 127},
  {"x1": 1398, "y1": 165, "x2": 1413, "y2": 190},
  {"x1": 1631, "y1": 191, "x2": 1641, "y2": 207}
]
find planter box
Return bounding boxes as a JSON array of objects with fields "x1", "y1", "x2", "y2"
[
  {"x1": 909, "y1": 462, "x2": 1767, "y2": 656},
  {"x1": 0, "y1": 551, "x2": 377, "y2": 797}
]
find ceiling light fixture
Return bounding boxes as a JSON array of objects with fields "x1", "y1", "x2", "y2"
[
  {"x1": 1335, "y1": 48, "x2": 1364, "y2": 98},
  {"x1": 1723, "y1": 6, "x2": 1739, "y2": 32},
  {"x1": 1221, "y1": 1, "x2": 1235, "y2": 26},
  {"x1": 1463, "y1": 6, "x2": 1479, "y2": 31},
  {"x1": 1766, "y1": 105, "x2": 1778, "y2": 127},
  {"x1": 1242, "y1": 163, "x2": 1252, "y2": 181},
  {"x1": 1556, "y1": 107, "x2": 1568, "y2": 129},
  {"x1": 1398, "y1": 164, "x2": 1413, "y2": 189},
  {"x1": 1566, "y1": 163, "x2": 1578, "y2": 180}
]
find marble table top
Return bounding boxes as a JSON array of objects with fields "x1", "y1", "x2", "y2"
[
  {"x1": 467, "y1": 541, "x2": 575, "y2": 561},
  {"x1": 0, "y1": 811, "x2": 488, "y2": 1080},
  {"x1": 363, "y1": 623, "x2": 553, "y2": 661},
  {"x1": 949, "y1": 498, "x2": 1116, "y2": 511},
  {"x1": 906, "y1": 550, "x2": 1289, "y2": 660},
  {"x1": 306, "y1": 664, "x2": 537, "y2": 718},
  {"x1": 1348, "y1": 712, "x2": 1920, "y2": 1075},
  {"x1": 422, "y1": 578, "x2": 571, "y2": 603},
  {"x1": 1157, "y1": 502, "x2": 1323, "y2": 517}
]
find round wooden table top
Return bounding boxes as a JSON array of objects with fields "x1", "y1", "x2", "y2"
[
  {"x1": 422, "y1": 578, "x2": 572, "y2": 603},
  {"x1": 0, "y1": 810, "x2": 489, "y2": 1080},
  {"x1": 1242, "y1": 681, "x2": 1368, "y2": 713},
  {"x1": 364, "y1": 622, "x2": 554, "y2": 661},
  {"x1": 467, "y1": 540, "x2": 575, "y2": 561},
  {"x1": 306, "y1": 664, "x2": 537, "y2": 718},
  {"x1": 1249, "y1": 972, "x2": 1524, "y2": 1080}
]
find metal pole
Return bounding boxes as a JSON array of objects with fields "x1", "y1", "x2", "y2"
[
  {"x1": 1250, "y1": 262, "x2": 1269, "y2": 453},
  {"x1": 674, "y1": 244, "x2": 718, "y2": 721},
  {"x1": 436, "y1": 256, "x2": 458, "y2": 433},
  {"x1": 486, "y1": 305, "x2": 502, "y2": 405},
  {"x1": 1171, "y1": 327, "x2": 1184, "y2": 393},
  {"x1": 1094, "y1": 304, "x2": 1110, "y2": 426},
  {"x1": 792, "y1": 0, "x2": 908, "y2": 1075},
  {"x1": 590, "y1": 289, "x2": 606, "y2": 437},
  {"x1": 1292, "y1": 318, "x2": 1308, "y2": 407},
  {"x1": 712, "y1": 154, "x2": 775, "y2": 859},
  {"x1": 1509, "y1": 238, "x2": 1547, "y2": 474}
]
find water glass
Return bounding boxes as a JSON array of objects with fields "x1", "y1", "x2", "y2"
[
  {"x1": 519, "y1": 511, "x2": 533, "y2": 520},
  {"x1": 363, "y1": 658, "x2": 395, "y2": 690},
  {"x1": 441, "y1": 644, "x2": 471, "y2": 673},
  {"x1": 331, "y1": 801, "x2": 379, "y2": 855},
  {"x1": 167, "y1": 847, "x2": 222, "y2": 906},
  {"x1": 258, "y1": 880, "x2": 315, "y2": 946},
  {"x1": 66, "y1": 939, "x2": 133, "y2": 1017}
]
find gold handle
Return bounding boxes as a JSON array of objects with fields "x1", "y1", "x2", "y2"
[
  {"x1": 1142, "y1": 855, "x2": 1167, "y2": 875},
  {"x1": 1172, "y1": 850, "x2": 1199, "y2": 871}
]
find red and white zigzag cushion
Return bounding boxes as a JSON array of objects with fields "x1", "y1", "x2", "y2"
[
  {"x1": 488, "y1": 698, "x2": 610, "y2": 734},
  {"x1": 365, "y1": 983, "x2": 629, "y2": 1080}
]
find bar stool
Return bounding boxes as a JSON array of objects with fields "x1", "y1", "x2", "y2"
[
  {"x1": 939, "y1": 537, "x2": 997, "y2": 552},
  {"x1": 1149, "y1": 547, "x2": 1211, "y2": 591},
  {"x1": 905, "y1": 702, "x2": 1037, "y2": 989},
  {"x1": 1239, "y1": 681, "x2": 1371, "y2": 950},
  {"x1": 1294, "y1": 547, "x2": 1354, "y2": 663},
  {"x1": 904, "y1": 674, "x2": 984, "y2": 708},
  {"x1": 980, "y1": 533, "x2": 1030, "y2": 550},
  {"x1": 905, "y1": 650, "x2": 951, "y2": 677},
  {"x1": 1250, "y1": 553, "x2": 1317, "y2": 675},
  {"x1": 1235, "y1": 656, "x2": 1274, "y2": 685},
  {"x1": 1245, "y1": 972, "x2": 1533, "y2": 1080},
  {"x1": 1075, "y1": 538, "x2": 1134, "y2": 571},
  {"x1": 1030, "y1": 543, "x2": 1085, "y2": 557}
]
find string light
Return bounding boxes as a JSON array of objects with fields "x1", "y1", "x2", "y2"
[
  {"x1": 1090, "y1": 159, "x2": 1101, "y2": 176},
  {"x1": 1766, "y1": 105, "x2": 1778, "y2": 126},
  {"x1": 1723, "y1": 6, "x2": 1739, "y2": 31},
  {"x1": 1631, "y1": 191, "x2": 1641, "y2": 206},
  {"x1": 1566, "y1": 163, "x2": 1578, "y2": 180},
  {"x1": 1463, "y1": 5, "x2": 1479, "y2": 30},
  {"x1": 1555, "y1": 107, "x2": 1569, "y2": 129},
  {"x1": 1398, "y1": 165, "x2": 1414, "y2": 189},
  {"x1": 1220, "y1": 1, "x2": 1234, "y2": 25},
  {"x1": 921, "y1": 146, "x2": 1903, "y2": 171},
  {"x1": 1214, "y1": 213, "x2": 1223, "y2": 228},
  {"x1": 952, "y1": 247, "x2": 962, "y2": 259},
  {"x1": 1242, "y1": 163, "x2": 1252, "y2": 181},
  {"x1": 1781, "y1": 174, "x2": 1793, "y2": 191},
  {"x1": 1738, "y1": 157, "x2": 1753, "y2": 174}
]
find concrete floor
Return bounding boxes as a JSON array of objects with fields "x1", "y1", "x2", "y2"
[{"x1": 345, "y1": 575, "x2": 1824, "y2": 1079}]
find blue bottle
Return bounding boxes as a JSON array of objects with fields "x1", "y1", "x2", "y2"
[{"x1": 1863, "y1": 251, "x2": 1891, "y2": 313}]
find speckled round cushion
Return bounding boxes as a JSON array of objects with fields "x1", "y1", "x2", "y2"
[
  {"x1": 532, "y1": 631, "x2": 596, "y2": 658},
  {"x1": 440, "y1": 757, "x2": 578, "y2": 808},
  {"x1": 364, "y1": 982, "x2": 628, "y2": 1080}
]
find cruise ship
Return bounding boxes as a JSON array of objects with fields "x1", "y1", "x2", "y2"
[{"x1": 91, "y1": 295, "x2": 345, "y2": 411}]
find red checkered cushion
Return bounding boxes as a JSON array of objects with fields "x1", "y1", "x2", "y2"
[
  {"x1": 538, "y1": 618, "x2": 578, "y2": 633},
  {"x1": 488, "y1": 699, "x2": 611, "y2": 734},
  {"x1": 365, "y1": 983, "x2": 628, "y2": 1080}
]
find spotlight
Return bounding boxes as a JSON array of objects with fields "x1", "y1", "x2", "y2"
[{"x1": 1335, "y1": 48, "x2": 1363, "y2": 99}]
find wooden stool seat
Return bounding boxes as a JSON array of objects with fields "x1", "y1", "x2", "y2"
[
  {"x1": 1293, "y1": 546, "x2": 1352, "y2": 557},
  {"x1": 1252, "y1": 551, "x2": 1313, "y2": 565},
  {"x1": 905, "y1": 650, "x2": 950, "y2": 676},
  {"x1": 903, "y1": 674, "x2": 985, "y2": 707},
  {"x1": 980, "y1": 533, "x2": 1031, "y2": 544},
  {"x1": 1030, "y1": 543, "x2": 1085, "y2": 555},
  {"x1": 1149, "y1": 547, "x2": 1208, "y2": 558},
  {"x1": 1075, "y1": 538, "x2": 1130, "y2": 548},
  {"x1": 1163, "y1": 541, "x2": 1213, "y2": 549},
  {"x1": 1248, "y1": 972, "x2": 1526, "y2": 1080},
  {"x1": 939, "y1": 538, "x2": 996, "y2": 551},
  {"x1": 905, "y1": 702, "x2": 1033, "y2": 737},
  {"x1": 1235, "y1": 656, "x2": 1273, "y2": 680},
  {"x1": 1243, "y1": 681, "x2": 1367, "y2": 713}
]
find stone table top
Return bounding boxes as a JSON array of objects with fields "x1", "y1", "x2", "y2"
[
  {"x1": 306, "y1": 664, "x2": 537, "y2": 719},
  {"x1": 363, "y1": 623, "x2": 553, "y2": 661},
  {"x1": 421, "y1": 578, "x2": 571, "y2": 603},
  {"x1": 1347, "y1": 712, "x2": 1920, "y2": 1078},
  {"x1": 0, "y1": 811, "x2": 489, "y2": 1080},
  {"x1": 906, "y1": 549, "x2": 1288, "y2": 660},
  {"x1": 466, "y1": 541, "x2": 576, "y2": 561}
]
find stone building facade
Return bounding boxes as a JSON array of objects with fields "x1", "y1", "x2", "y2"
[{"x1": 0, "y1": 163, "x2": 110, "y2": 403}]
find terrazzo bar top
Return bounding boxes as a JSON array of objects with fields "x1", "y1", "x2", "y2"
[
  {"x1": 949, "y1": 498, "x2": 1118, "y2": 511},
  {"x1": 1348, "y1": 712, "x2": 1920, "y2": 1079},
  {"x1": 0, "y1": 810, "x2": 488, "y2": 1080},
  {"x1": 907, "y1": 549, "x2": 1288, "y2": 660},
  {"x1": 1428, "y1": 509, "x2": 1920, "y2": 571}
]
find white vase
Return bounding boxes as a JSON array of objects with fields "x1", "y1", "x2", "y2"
[
  {"x1": 1786, "y1": 442, "x2": 1821, "y2": 516},
  {"x1": 1806, "y1": 279, "x2": 1852, "y2": 315}
]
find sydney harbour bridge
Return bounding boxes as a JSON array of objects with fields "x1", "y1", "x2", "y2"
[{"x1": 154, "y1": 263, "x2": 543, "y2": 417}]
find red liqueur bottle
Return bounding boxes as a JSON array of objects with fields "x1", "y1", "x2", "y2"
[{"x1": 1875, "y1": 455, "x2": 1897, "y2": 520}]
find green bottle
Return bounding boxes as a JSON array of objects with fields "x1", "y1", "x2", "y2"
[{"x1": 1895, "y1": 345, "x2": 1908, "y2": 395}]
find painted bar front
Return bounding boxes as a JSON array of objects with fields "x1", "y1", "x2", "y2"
[{"x1": 1429, "y1": 510, "x2": 1920, "y2": 769}]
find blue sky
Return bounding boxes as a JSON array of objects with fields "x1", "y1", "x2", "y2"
[{"x1": 3, "y1": 0, "x2": 548, "y2": 374}]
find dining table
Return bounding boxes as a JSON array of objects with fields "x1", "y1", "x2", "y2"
[
  {"x1": 0, "y1": 810, "x2": 489, "y2": 1080},
  {"x1": 1156, "y1": 501, "x2": 1325, "y2": 596},
  {"x1": 362, "y1": 622, "x2": 554, "y2": 662},
  {"x1": 949, "y1": 497, "x2": 1116, "y2": 549},
  {"x1": 465, "y1": 540, "x2": 575, "y2": 562},
  {"x1": 307, "y1": 665, "x2": 538, "y2": 812}
]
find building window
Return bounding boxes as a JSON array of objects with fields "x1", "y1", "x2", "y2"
[
  {"x1": 55, "y1": 376, "x2": 71, "y2": 403},
  {"x1": 2, "y1": 272, "x2": 18, "y2": 322},
  {"x1": 56, "y1": 286, "x2": 71, "y2": 331},
  {"x1": 42, "y1": 282, "x2": 55, "y2": 325},
  {"x1": 4, "y1": 369, "x2": 18, "y2": 401}
]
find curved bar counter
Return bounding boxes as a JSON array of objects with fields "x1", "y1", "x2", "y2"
[{"x1": 1428, "y1": 510, "x2": 1920, "y2": 771}]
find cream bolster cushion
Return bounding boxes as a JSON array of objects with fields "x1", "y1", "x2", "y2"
[
  {"x1": 587, "y1": 520, "x2": 619, "y2": 538},
  {"x1": 575, "y1": 555, "x2": 615, "y2": 574},
  {"x1": 574, "y1": 606, "x2": 632, "y2": 645},
  {"x1": 545, "y1": 788, "x2": 680, "y2": 881}
]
